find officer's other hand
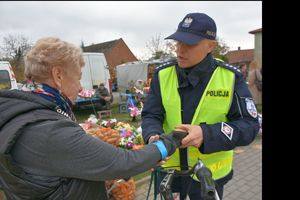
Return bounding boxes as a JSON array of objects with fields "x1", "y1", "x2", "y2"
[
  {"x1": 148, "y1": 134, "x2": 160, "y2": 144},
  {"x1": 175, "y1": 124, "x2": 203, "y2": 148}
]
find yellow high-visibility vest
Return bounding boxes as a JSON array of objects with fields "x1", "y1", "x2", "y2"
[{"x1": 159, "y1": 64, "x2": 235, "y2": 180}]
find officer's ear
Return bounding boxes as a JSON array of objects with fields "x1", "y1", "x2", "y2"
[{"x1": 207, "y1": 40, "x2": 217, "y2": 53}]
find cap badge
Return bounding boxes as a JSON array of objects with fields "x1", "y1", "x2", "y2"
[
  {"x1": 182, "y1": 17, "x2": 193, "y2": 28},
  {"x1": 206, "y1": 30, "x2": 216, "y2": 37}
]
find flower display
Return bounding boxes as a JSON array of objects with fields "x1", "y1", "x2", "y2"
[
  {"x1": 127, "y1": 95, "x2": 142, "y2": 121},
  {"x1": 129, "y1": 106, "x2": 141, "y2": 119},
  {"x1": 100, "y1": 119, "x2": 144, "y2": 150},
  {"x1": 100, "y1": 118, "x2": 118, "y2": 129},
  {"x1": 79, "y1": 116, "x2": 142, "y2": 200},
  {"x1": 131, "y1": 80, "x2": 151, "y2": 95},
  {"x1": 78, "y1": 88, "x2": 95, "y2": 98},
  {"x1": 79, "y1": 114, "x2": 99, "y2": 130},
  {"x1": 117, "y1": 122, "x2": 144, "y2": 149},
  {"x1": 80, "y1": 116, "x2": 144, "y2": 150},
  {"x1": 143, "y1": 87, "x2": 150, "y2": 94},
  {"x1": 143, "y1": 80, "x2": 151, "y2": 94}
]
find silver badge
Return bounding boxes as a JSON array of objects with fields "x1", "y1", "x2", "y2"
[
  {"x1": 206, "y1": 30, "x2": 216, "y2": 37},
  {"x1": 221, "y1": 122, "x2": 233, "y2": 140},
  {"x1": 182, "y1": 17, "x2": 193, "y2": 28},
  {"x1": 245, "y1": 98, "x2": 258, "y2": 118}
]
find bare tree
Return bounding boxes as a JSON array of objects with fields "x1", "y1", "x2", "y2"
[
  {"x1": 145, "y1": 35, "x2": 229, "y2": 62},
  {"x1": 1, "y1": 34, "x2": 32, "y2": 62},
  {"x1": 164, "y1": 40, "x2": 176, "y2": 58},
  {"x1": 0, "y1": 34, "x2": 33, "y2": 81},
  {"x1": 213, "y1": 37, "x2": 230, "y2": 62},
  {"x1": 145, "y1": 34, "x2": 176, "y2": 60},
  {"x1": 80, "y1": 40, "x2": 85, "y2": 49}
]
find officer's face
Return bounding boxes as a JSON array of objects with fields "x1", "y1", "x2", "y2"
[{"x1": 176, "y1": 39, "x2": 217, "y2": 68}]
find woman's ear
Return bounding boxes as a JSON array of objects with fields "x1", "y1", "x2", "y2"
[{"x1": 51, "y1": 66, "x2": 63, "y2": 89}]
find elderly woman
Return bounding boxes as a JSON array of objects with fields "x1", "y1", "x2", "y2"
[{"x1": 0, "y1": 37, "x2": 185, "y2": 199}]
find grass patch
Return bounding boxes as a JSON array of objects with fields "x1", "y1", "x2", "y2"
[
  {"x1": 133, "y1": 170, "x2": 152, "y2": 181},
  {"x1": 73, "y1": 103, "x2": 141, "y2": 128}
]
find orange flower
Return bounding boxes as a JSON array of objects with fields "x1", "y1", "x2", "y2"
[{"x1": 132, "y1": 144, "x2": 144, "y2": 150}]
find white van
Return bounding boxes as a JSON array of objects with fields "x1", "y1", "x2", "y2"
[
  {"x1": 81, "y1": 52, "x2": 111, "y2": 91},
  {"x1": 0, "y1": 61, "x2": 18, "y2": 90},
  {"x1": 75, "y1": 53, "x2": 112, "y2": 106}
]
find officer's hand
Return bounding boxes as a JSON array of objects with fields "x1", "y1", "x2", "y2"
[
  {"x1": 159, "y1": 130, "x2": 188, "y2": 156},
  {"x1": 148, "y1": 134, "x2": 160, "y2": 144},
  {"x1": 175, "y1": 124, "x2": 203, "y2": 148}
]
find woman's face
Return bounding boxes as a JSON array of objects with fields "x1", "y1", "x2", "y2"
[{"x1": 60, "y1": 65, "x2": 82, "y2": 103}]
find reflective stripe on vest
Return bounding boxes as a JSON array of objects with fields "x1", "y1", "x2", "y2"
[{"x1": 159, "y1": 65, "x2": 235, "y2": 180}]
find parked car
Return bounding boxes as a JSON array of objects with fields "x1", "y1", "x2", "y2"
[{"x1": 0, "y1": 61, "x2": 18, "y2": 90}]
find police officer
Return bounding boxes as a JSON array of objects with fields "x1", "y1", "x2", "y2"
[{"x1": 141, "y1": 13, "x2": 260, "y2": 200}]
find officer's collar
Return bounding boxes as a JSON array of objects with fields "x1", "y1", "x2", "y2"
[{"x1": 177, "y1": 53, "x2": 215, "y2": 88}]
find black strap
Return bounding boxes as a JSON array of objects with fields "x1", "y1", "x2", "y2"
[{"x1": 179, "y1": 148, "x2": 189, "y2": 171}]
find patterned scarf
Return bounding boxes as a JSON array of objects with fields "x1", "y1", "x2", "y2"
[{"x1": 21, "y1": 80, "x2": 76, "y2": 121}]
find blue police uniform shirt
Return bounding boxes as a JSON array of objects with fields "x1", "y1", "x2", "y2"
[
  {"x1": 141, "y1": 52, "x2": 259, "y2": 156},
  {"x1": 141, "y1": 53, "x2": 259, "y2": 188}
]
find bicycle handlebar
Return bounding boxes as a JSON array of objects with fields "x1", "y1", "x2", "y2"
[
  {"x1": 194, "y1": 160, "x2": 216, "y2": 200},
  {"x1": 159, "y1": 159, "x2": 218, "y2": 200}
]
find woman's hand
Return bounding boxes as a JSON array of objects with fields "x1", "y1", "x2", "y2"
[{"x1": 148, "y1": 134, "x2": 170, "y2": 168}]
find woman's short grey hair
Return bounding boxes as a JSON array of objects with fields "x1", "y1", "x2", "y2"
[{"x1": 24, "y1": 37, "x2": 85, "y2": 81}]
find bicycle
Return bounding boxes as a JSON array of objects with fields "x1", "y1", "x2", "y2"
[{"x1": 147, "y1": 159, "x2": 220, "y2": 200}]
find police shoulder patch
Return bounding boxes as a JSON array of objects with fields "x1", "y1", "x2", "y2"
[
  {"x1": 155, "y1": 60, "x2": 177, "y2": 72},
  {"x1": 215, "y1": 59, "x2": 241, "y2": 74},
  {"x1": 221, "y1": 122, "x2": 233, "y2": 140},
  {"x1": 245, "y1": 98, "x2": 258, "y2": 118}
]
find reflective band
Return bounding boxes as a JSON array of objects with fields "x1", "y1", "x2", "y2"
[{"x1": 153, "y1": 140, "x2": 168, "y2": 160}]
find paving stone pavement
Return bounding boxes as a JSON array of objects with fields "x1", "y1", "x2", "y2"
[{"x1": 134, "y1": 134, "x2": 262, "y2": 200}]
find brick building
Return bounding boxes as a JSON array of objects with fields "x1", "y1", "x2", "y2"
[
  {"x1": 226, "y1": 47, "x2": 254, "y2": 67},
  {"x1": 82, "y1": 38, "x2": 138, "y2": 80},
  {"x1": 226, "y1": 47, "x2": 254, "y2": 81}
]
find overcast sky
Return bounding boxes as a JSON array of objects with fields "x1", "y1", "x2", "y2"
[{"x1": 0, "y1": 1, "x2": 262, "y2": 60}]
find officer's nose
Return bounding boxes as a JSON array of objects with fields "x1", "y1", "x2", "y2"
[
  {"x1": 176, "y1": 42, "x2": 183, "y2": 54},
  {"x1": 176, "y1": 41, "x2": 189, "y2": 54}
]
